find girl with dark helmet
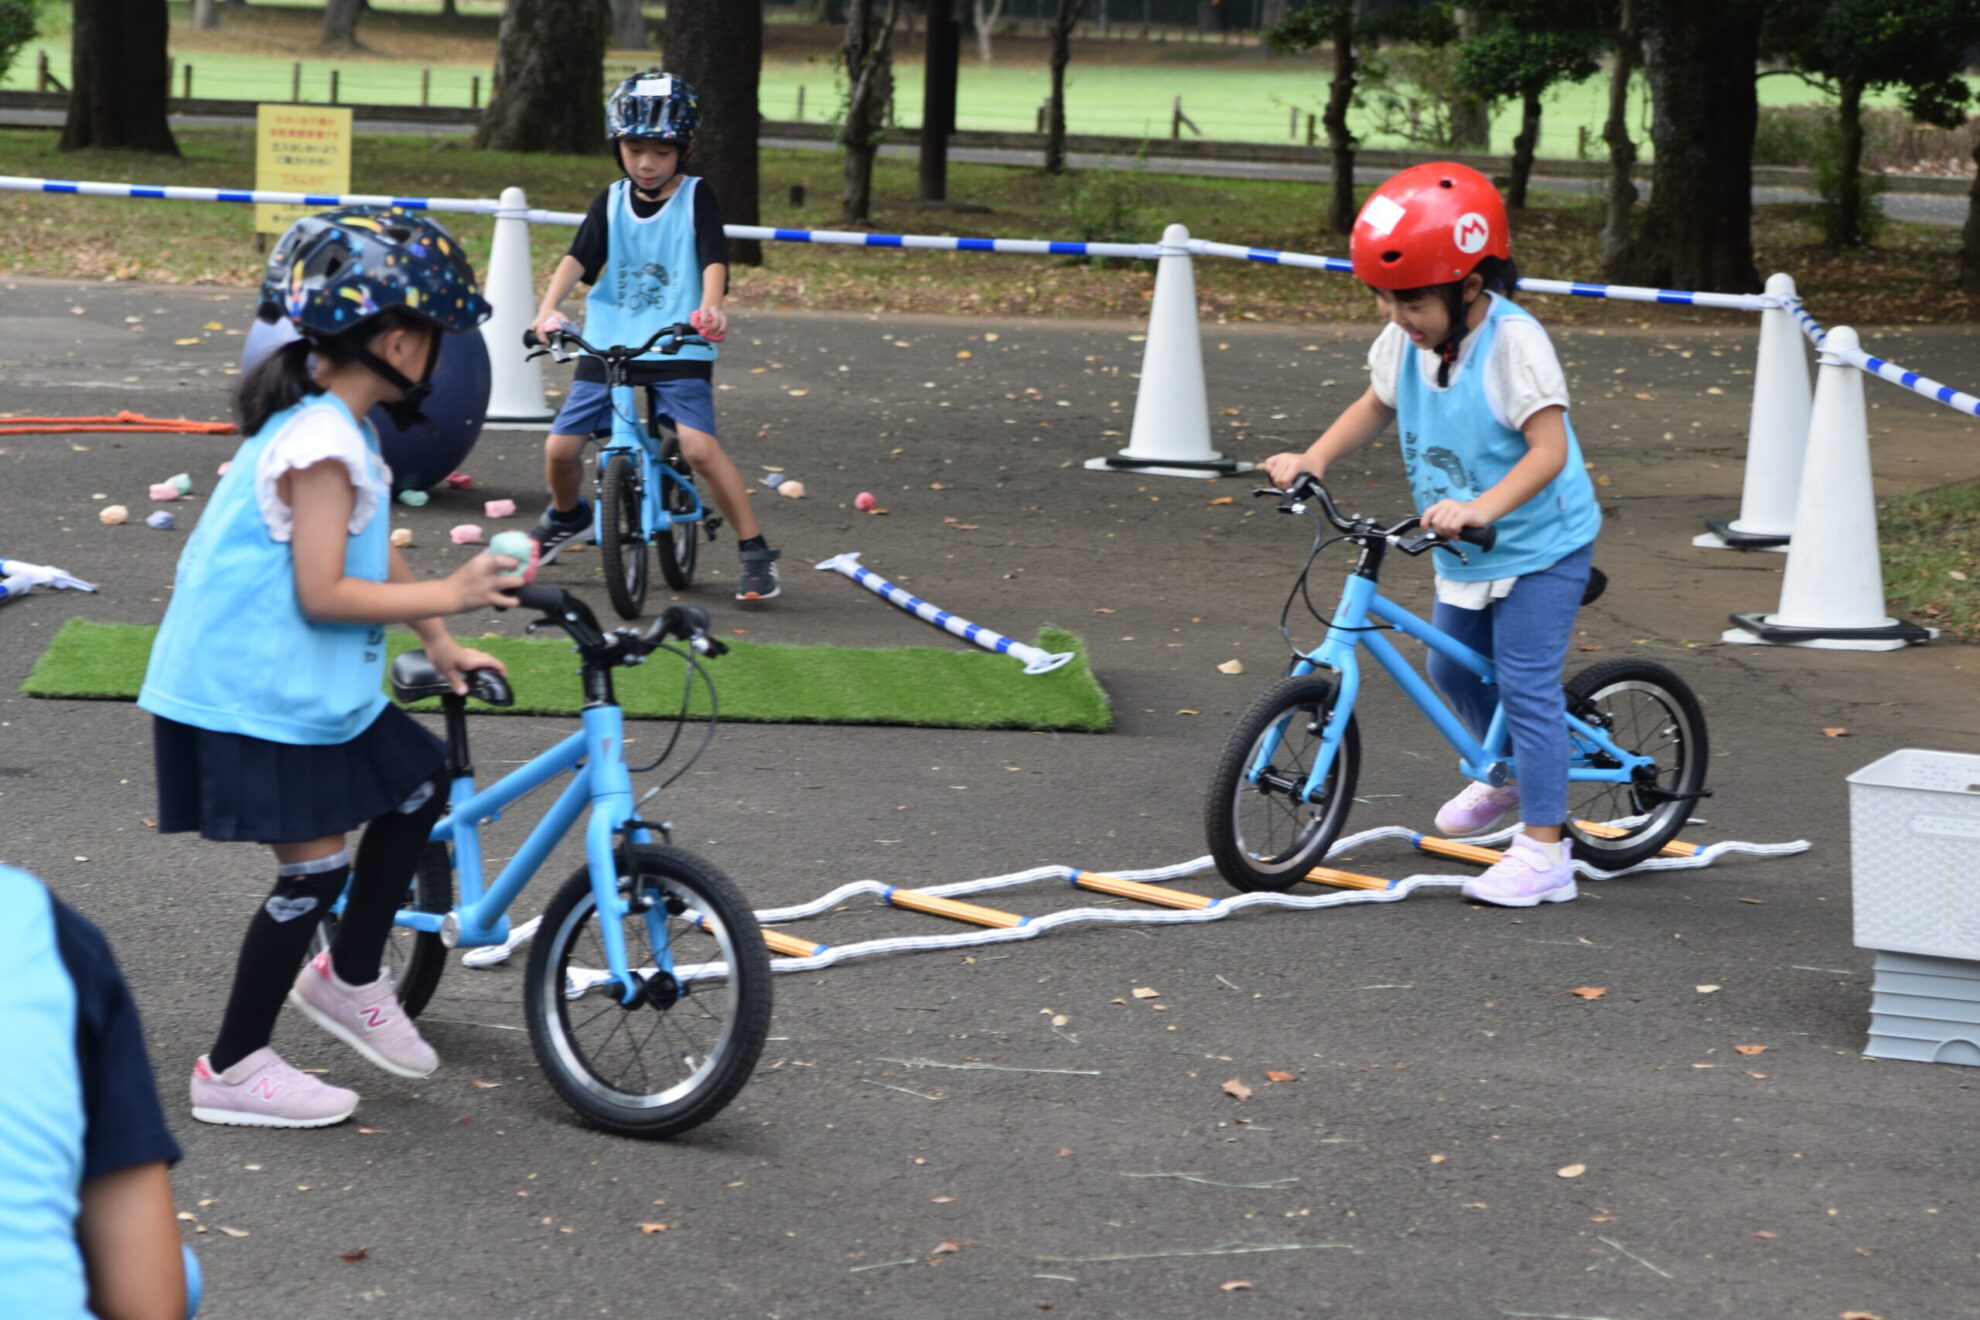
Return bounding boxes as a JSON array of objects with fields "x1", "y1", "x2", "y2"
[
  {"x1": 140, "y1": 207, "x2": 523, "y2": 1127},
  {"x1": 1263, "y1": 163, "x2": 1602, "y2": 908}
]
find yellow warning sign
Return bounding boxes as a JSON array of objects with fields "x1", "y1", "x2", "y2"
[{"x1": 254, "y1": 104, "x2": 353, "y2": 236}]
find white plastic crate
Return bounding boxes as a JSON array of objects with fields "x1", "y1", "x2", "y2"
[
  {"x1": 1866, "y1": 950, "x2": 1980, "y2": 1067},
  {"x1": 1848, "y1": 749, "x2": 1980, "y2": 961}
]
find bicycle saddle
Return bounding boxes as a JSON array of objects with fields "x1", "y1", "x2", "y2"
[
  {"x1": 390, "y1": 651, "x2": 515, "y2": 707},
  {"x1": 1582, "y1": 567, "x2": 1608, "y2": 607}
]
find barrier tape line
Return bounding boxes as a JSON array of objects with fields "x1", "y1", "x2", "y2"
[{"x1": 1784, "y1": 298, "x2": 1980, "y2": 420}]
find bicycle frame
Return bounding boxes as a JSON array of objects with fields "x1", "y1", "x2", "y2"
[
  {"x1": 1261, "y1": 571, "x2": 1657, "y2": 804},
  {"x1": 591, "y1": 380, "x2": 707, "y2": 548},
  {"x1": 392, "y1": 700, "x2": 664, "y2": 1006}
]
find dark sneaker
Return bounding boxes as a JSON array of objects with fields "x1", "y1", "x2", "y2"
[
  {"x1": 737, "y1": 546, "x2": 781, "y2": 602},
  {"x1": 529, "y1": 499, "x2": 591, "y2": 565}
]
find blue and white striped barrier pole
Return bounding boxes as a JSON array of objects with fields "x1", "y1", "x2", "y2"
[
  {"x1": 814, "y1": 551, "x2": 1075, "y2": 675},
  {"x1": 0, "y1": 174, "x2": 502, "y2": 217},
  {"x1": 1786, "y1": 300, "x2": 1980, "y2": 419},
  {"x1": 725, "y1": 225, "x2": 1161, "y2": 261},
  {"x1": 0, "y1": 557, "x2": 96, "y2": 606}
]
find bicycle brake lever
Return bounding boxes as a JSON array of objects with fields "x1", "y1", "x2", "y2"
[{"x1": 692, "y1": 635, "x2": 729, "y2": 658}]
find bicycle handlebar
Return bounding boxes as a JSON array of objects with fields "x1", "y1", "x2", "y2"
[
  {"x1": 508, "y1": 586, "x2": 728, "y2": 661},
  {"x1": 522, "y1": 322, "x2": 711, "y2": 364},
  {"x1": 1258, "y1": 474, "x2": 1497, "y2": 554}
]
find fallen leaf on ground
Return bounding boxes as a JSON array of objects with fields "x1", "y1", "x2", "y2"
[
  {"x1": 471, "y1": 1080, "x2": 501, "y2": 1088},
  {"x1": 1755, "y1": 1230, "x2": 1778, "y2": 1239},
  {"x1": 1841, "y1": 1312, "x2": 1884, "y2": 1320},
  {"x1": 218, "y1": 1226, "x2": 250, "y2": 1238},
  {"x1": 1209, "y1": 496, "x2": 1235, "y2": 505},
  {"x1": 1430, "y1": 1154, "x2": 1448, "y2": 1164},
  {"x1": 1176, "y1": 709, "x2": 1201, "y2": 716},
  {"x1": 339, "y1": 1246, "x2": 369, "y2": 1261},
  {"x1": 1220, "y1": 1281, "x2": 1254, "y2": 1292},
  {"x1": 1556, "y1": 1163, "x2": 1586, "y2": 1179},
  {"x1": 1569, "y1": 986, "x2": 1607, "y2": 1000},
  {"x1": 1822, "y1": 728, "x2": 1848, "y2": 737},
  {"x1": 1264, "y1": 1070, "x2": 1298, "y2": 1083},
  {"x1": 1696, "y1": 985, "x2": 1722, "y2": 994},
  {"x1": 1222, "y1": 1078, "x2": 1253, "y2": 1103},
  {"x1": 637, "y1": 1222, "x2": 670, "y2": 1234},
  {"x1": 1093, "y1": 607, "x2": 1116, "y2": 614},
  {"x1": 1217, "y1": 659, "x2": 1245, "y2": 675},
  {"x1": 1131, "y1": 986, "x2": 1160, "y2": 999},
  {"x1": 931, "y1": 1239, "x2": 960, "y2": 1256},
  {"x1": 1735, "y1": 1044, "x2": 1768, "y2": 1056}
]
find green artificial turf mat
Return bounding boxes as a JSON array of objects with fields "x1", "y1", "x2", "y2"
[{"x1": 21, "y1": 619, "x2": 1112, "y2": 733}]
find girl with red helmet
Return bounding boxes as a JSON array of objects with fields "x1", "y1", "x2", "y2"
[{"x1": 1263, "y1": 163, "x2": 1602, "y2": 909}]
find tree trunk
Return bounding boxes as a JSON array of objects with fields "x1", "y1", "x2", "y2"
[
  {"x1": 192, "y1": 0, "x2": 220, "y2": 32},
  {"x1": 1625, "y1": 0, "x2": 1762, "y2": 292},
  {"x1": 319, "y1": 0, "x2": 364, "y2": 51},
  {"x1": 972, "y1": 0, "x2": 1004, "y2": 63},
  {"x1": 1599, "y1": 0, "x2": 1640, "y2": 279},
  {"x1": 1045, "y1": 0, "x2": 1084, "y2": 175},
  {"x1": 1959, "y1": 133, "x2": 1980, "y2": 295},
  {"x1": 474, "y1": 0, "x2": 605, "y2": 153},
  {"x1": 1507, "y1": 86, "x2": 1540, "y2": 210},
  {"x1": 1448, "y1": 6, "x2": 1490, "y2": 151},
  {"x1": 919, "y1": 0, "x2": 960, "y2": 201},
  {"x1": 440, "y1": 0, "x2": 458, "y2": 16},
  {"x1": 662, "y1": 1, "x2": 764, "y2": 265},
  {"x1": 1832, "y1": 76, "x2": 1865, "y2": 247},
  {"x1": 608, "y1": 0, "x2": 646, "y2": 51},
  {"x1": 61, "y1": 0, "x2": 178, "y2": 153},
  {"x1": 1324, "y1": 1, "x2": 1356, "y2": 236},
  {"x1": 840, "y1": 0, "x2": 902, "y2": 225}
]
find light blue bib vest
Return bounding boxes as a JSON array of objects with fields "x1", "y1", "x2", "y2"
[
  {"x1": 139, "y1": 394, "x2": 391, "y2": 744},
  {"x1": 582, "y1": 177, "x2": 718, "y2": 365},
  {"x1": 1395, "y1": 295, "x2": 1601, "y2": 581},
  {"x1": 0, "y1": 867, "x2": 89, "y2": 1320}
]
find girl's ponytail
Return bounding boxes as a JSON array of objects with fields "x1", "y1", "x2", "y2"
[{"x1": 235, "y1": 333, "x2": 321, "y2": 436}]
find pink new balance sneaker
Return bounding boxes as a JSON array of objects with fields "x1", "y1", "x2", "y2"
[
  {"x1": 289, "y1": 952, "x2": 439, "y2": 1080},
  {"x1": 189, "y1": 1048, "x2": 358, "y2": 1128},
  {"x1": 1461, "y1": 833, "x2": 1579, "y2": 908},
  {"x1": 1434, "y1": 781, "x2": 1522, "y2": 837}
]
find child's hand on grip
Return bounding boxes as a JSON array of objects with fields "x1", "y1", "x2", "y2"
[
  {"x1": 1261, "y1": 452, "x2": 1325, "y2": 490},
  {"x1": 451, "y1": 548, "x2": 524, "y2": 611}
]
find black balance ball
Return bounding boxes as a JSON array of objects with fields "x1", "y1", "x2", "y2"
[{"x1": 240, "y1": 316, "x2": 493, "y2": 494}]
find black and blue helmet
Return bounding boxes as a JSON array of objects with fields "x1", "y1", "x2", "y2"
[
  {"x1": 259, "y1": 207, "x2": 491, "y2": 337},
  {"x1": 606, "y1": 71, "x2": 699, "y2": 144}
]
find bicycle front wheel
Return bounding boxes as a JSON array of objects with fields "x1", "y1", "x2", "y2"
[
  {"x1": 653, "y1": 429, "x2": 699, "y2": 591},
  {"x1": 1206, "y1": 674, "x2": 1361, "y2": 892},
  {"x1": 599, "y1": 453, "x2": 648, "y2": 620},
  {"x1": 1563, "y1": 658, "x2": 1709, "y2": 870},
  {"x1": 524, "y1": 846, "x2": 772, "y2": 1139},
  {"x1": 308, "y1": 842, "x2": 453, "y2": 1018}
]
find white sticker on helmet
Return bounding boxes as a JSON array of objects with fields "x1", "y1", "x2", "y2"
[
  {"x1": 635, "y1": 77, "x2": 674, "y2": 97},
  {"x1": 1359, "y1": 193, "x2": 1407, "y2": 238},
  {"x1": 1453, "y1": 211, "x2": 1490, "y2": 254}
]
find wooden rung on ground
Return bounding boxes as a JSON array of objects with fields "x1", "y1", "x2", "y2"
[
  {"x1": 1302, "y1": 866, "x2": 1392, "y2": 891},
  {"x1": 760, "y1": 928, "x2": 826, "y2": 958},
  {"x1": 1571, "y1": 819, "x2": 1700, "y2": 857},
  {"x1": 885, "y1": 888, "x2": 1028, "y2": 929},
  {"x1": 1073, "y1": 870, "x2": 1216, "y2": 910},
  {"x1": 1413, "y1": 835, "x2": 1503, "y2": 867}
]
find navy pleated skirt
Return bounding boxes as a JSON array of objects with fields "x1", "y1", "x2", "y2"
[{"x1": 153, "y1": 705, "x2": 446, "y2": 844}]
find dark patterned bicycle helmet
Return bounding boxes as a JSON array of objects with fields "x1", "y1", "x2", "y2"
[
  {"x1": 605, "y1": 71, "x2": 699, "y2": 144},
  {"x1": 258, "y1": 207, "x2": 490, "y2": 337}
]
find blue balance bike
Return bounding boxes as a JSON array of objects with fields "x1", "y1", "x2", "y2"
[
  {"x1": 524, "y1": 323, "x2": 720, "y2": 620},
  {"x1": 1205, "y1": 475, "x2": 1709, "y2": 891},
  {"x1": 313, "y1": 588, "x2": 771, "y2": 1138}
]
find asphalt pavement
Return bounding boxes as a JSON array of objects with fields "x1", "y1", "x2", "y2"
[{"x1": 2, "y1": 276, "x2": 1978, "y2": 1319}]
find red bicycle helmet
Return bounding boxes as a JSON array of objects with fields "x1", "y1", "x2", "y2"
[{"x1": 1351, "y1": 162, "x2": 1511, "y2": 290}]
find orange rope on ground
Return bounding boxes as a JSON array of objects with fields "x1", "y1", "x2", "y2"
[{"x1": 0, "y1": 411, "x2": 236, "y2": 436}]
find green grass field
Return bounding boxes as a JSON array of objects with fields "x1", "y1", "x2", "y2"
[{"x1": 9, "y1": 1, "x2": 1946, "y2": 160}]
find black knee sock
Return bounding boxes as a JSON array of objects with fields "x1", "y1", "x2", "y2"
[
  {"x1": 330, "y1": 779, "x2": 448, "y2": 987},
  {"x1": 737, "y1": 535, "x2": 767, "y2": 553},
  {"x1": 208, "y1": 853, "x2": 349, "y2": 1074}
]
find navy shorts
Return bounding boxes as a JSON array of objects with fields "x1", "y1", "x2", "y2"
[{"x1": 550, "y1": 377, "x2": 719, "y2": 440}]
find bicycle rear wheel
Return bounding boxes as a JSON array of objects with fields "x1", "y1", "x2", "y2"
[
  {"x1": 653, "y1": 428, "x2": 699, "y2": 591},
  {"x1": 524, "y1": 846, "x2": 772, "y2": 1139},
  {"x1": 1563, "y1": 658, "x2": 1709, "y2": 870},
  {"x1": 600, "y1": 453, "x2": 648, "y2": 620},
  {"x1": 308, "y1": 842, "x2": 453, "y2": 1018},
  {"x1": 1206, "y1": 674, "x2": 1361, "y2": 892}
]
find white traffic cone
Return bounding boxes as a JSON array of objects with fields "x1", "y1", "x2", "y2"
[
  {"x1": 1086, "y1": 223, "x2": 1249, "y2": 480},
  {"x1": 480, "y1": 186, "x2": 554, "y2": 427},
  {"x1": 1694, "y1": 272, "x2": 1809, "y2": 552},
  {"x1": 1723, "y1": 325, "x2": 1933, "y2": 651}
]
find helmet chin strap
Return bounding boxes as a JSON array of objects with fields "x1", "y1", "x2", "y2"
[
  {"x1": 1432, "y1": 285, "x2": 1481, "y2": 388},
  {"x1": 354, "y1": 337, "x2": 437, "y2": 429}
]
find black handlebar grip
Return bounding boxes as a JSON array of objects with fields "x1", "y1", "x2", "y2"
[
  {"x1": 1459, "y1": 524, "x2": 1497, "y2": 553},
  {"x1": 467, "y1": 668, "x2": 516, "y2": 708},
  {"x1": 514, "y1": 584, "x2": 567, "y2": 614},
  {"x1": 521, "y1": 329, "x2": 541, "y2": 348}
]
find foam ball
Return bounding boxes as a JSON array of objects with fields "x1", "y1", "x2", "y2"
[
  {"x1": 390, "y1": 527, "x2": 414, "y2": 548},
  {"x1": 241, "y1": 315, "x2": 492, "y2": 494},
  {"x1": 99, "y1": 504, "x2": 128, "y2": 525},
  {"x1": 146, "y1": 510, "x2": 177, "y2": 530},
  {"x1": 854, "y1": 491, "x2": 877, "y2": 511},
  {"x1": 444, "y1": 472, "x2": 473, "y2": 490},
  {"x1": 166, "y1": 473, "x2": 193, "y2": 495},
  {"x1": 148, "y1": 483, "x2": 181, "y2": 502},
  {"x1": 397, "y1": 490, "x2": 430, "y2": 507},
  {"x1": 777, "y1": 480, "x2": 806, "y2": 499},
  {"x1": 488, "y1": 529, "x2": 540, "y2": 584},
  {"x1": 483, "y1": 498, "x2": 517, "y2": 519},
  {"x1": 450, "y1": 524, "x2": 484, "y2": 545}
]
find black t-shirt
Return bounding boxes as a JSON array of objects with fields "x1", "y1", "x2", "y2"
[
  {"x1": 567, "y1": 179, "x2": 729, "y2": 384},
  {"x1": 52, "y1": 896, "x2": 182, "y2": 1181}
]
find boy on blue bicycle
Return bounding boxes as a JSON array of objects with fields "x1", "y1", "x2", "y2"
[
  {"x1": 1263, "y1": 163, "x2": 1602, "y2": 908},
  {"x1": 529, "y1": 72, "x2": 782, "y2": 603}
]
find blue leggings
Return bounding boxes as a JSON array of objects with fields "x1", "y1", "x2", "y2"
[{"x1": 1426, "y1": 542, "x2": 1595, "y2": 828}]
